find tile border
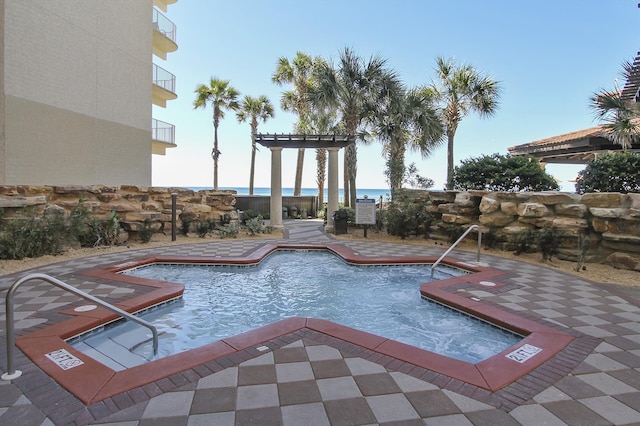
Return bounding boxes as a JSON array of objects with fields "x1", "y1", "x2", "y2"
[{"x1": 14, "y1": 243, "x2": 575, "y2": 405}]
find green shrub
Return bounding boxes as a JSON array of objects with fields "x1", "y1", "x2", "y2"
[
  {"x1": 481, "y1": 229, "x2": 500, "y2": 249},
  {"x1": 218, "y1": 222, "x2": 239, "y2": 238},
  {"x1": 219, "y1": 213, "x2": 232, "y2": 226},
  {"x1": 536, "y1": 227, "x2": 560, "y2": 261},
  {"x1": 78, "y1": 210, "x2": 120, "y2": 247},
  {"x1": 245, "y1": 215, "x2": 265, "y2": 235},
  {"x1": 443, "y1": 224, "x2": 465, "y2": 243},
  {"x1": 453, "y1": 153, "x2": 559, "y2": 191},
  {"x1": 0, "y1": 207, "x2": 68, "y2": 259},
  {"x1": 507, "y1": 229, "x2": 536, "y2": 255},
  {"x1": 180, "y1": 217, "x2": 192, "y2": 236},
  {"x1": 139, "y1": 219, "x2": 154, "y2": 243},
  {"x1": 385, "y1": 205, "x2": 409, "y2": 239},
  {"x1": 242, "y1": 209, "x2": 261, "y2": 225},
  {"x1": 195, "y1": 220, "x2": 210, "y2": 238},
  {"x1": 337, "y1": 207, "x2": 355, "y2": 223},
  {"x1": 383, "y1": 195, "x2": 432, "y2": 239},
  {"x1": 575, "y1": 151, "x2": 640, "y2": 194}
]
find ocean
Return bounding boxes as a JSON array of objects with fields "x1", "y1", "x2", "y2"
[{"x1": 186, "y1": 187, "x2": 391, "y2": 202}]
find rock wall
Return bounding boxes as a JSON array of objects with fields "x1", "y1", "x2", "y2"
[
  {"x1": 0, "y1": 185, "x2": 238, "y2": 240},
  {"x1": 425, "y1": 190, "x2": 640, "y2": 266}
]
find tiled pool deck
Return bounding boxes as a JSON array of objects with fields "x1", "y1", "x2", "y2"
[{"x1": 1, "y1": 220, "x2": 640, "y2": 425}]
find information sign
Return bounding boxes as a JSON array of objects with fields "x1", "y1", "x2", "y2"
[
  {"x1": 355, "y1": 198, "x2": 376, "y2": 225},
  {"x1": 45, "y1": 349, "x2": 84, "y2": 370}
]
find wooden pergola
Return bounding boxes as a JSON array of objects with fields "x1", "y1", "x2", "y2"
[
  {"x1": 508, "y1": 126, "x2": 640, "y2": 164},
  {"x1": 510, "y1": 49, "x2": 640, "y2": 164},
  {"x1": 255, "y1": 134, "x2": 354, "y2": 230}
]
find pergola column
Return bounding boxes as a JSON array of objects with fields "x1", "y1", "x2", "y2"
[
  {"x1": 325, "y1": 147, "x2": 340, "y2": 232},
  {"x1": 269, "y1": 147, "x2": 283, "y2": 228}
]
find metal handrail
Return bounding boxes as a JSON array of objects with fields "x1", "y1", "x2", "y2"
[
  {"x1": 2, "y1": 273, "x2": 158, "y2": 381},
  {"x1": 431, "y1": 225, "x2": 482, "y2": 278}
]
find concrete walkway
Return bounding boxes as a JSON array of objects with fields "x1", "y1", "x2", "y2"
[{"x1": 1, "y1": 219, "x2": 639, "y2": 425}]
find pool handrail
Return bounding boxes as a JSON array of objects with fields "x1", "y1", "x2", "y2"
[
  {"x1": 431, "y1": 225, "x2": 482, "y2": 278},
  {"x1": 2, "y1": 273, "x2": 159, "y2": 381}
]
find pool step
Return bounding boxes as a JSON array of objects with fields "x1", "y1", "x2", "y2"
[{"x1": 72, "y1": 325, "x2": 153, "y2": 371}]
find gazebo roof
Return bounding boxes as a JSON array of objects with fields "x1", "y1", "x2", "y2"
[
  {"x1": 508, "y1": 126, "x2": 640, "y2": 164},
  {"x1": 255, "y1": 134, "x2": 354, "y2": 149}
]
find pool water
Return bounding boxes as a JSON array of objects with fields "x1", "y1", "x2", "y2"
[{"x1": 71, "y1": 251, "x2": 521, "y2": 368}]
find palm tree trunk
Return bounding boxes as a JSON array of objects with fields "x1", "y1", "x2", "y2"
[
  {"x1": 294, "y1": 148, "x2": 305, "y2": 196},
  {"x1": 343, "y1": 156, "x2": 350, "y2": 208},
  {"x1": 346, "y1": 144, "x2": 357, "y2": 207},
  {"x1": 249, "y1": 140, "x2": 256, "y2": 195},
  {"x1": 316, "y1": 148, "x2": 326, "y2": 206},
  {"x1": 446, "y1": 132, "x2": 455, "y2": 190},
  {"x1": 213, "y1": 123, "x2": 219, "y2": 190}
]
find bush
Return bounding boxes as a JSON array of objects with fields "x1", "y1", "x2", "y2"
[
  {"x1": 78, "y1": 210, "x2": 120, "y2": 247},
  {"x1": 481, "y1": 229, "x2": 500, "y2": 249},
  {"x1": 139, "y1": 219, "x2": 154, "y2": 243},
  {"x1": 195, "y1": 221, "x2": 210, "y2": 238},
  {"x1": 219, "y1": 213, "x2": 232, "y2": 226},
  {"x1": 536, "y1": 227, "x2": 560, "y2": 261},
  {"x1": 0, "y1": 207, "x2": 69, "y2": 259},
  {"x1": 385, "y1": 205, "x2": 410, "y2": 239},
  {"x1": 443, "y1": 224, "x2": 465, "y2": 243},
  {"x1": 242, "y1": 209, "x2": 261, "y2": 225},
  {"x1": 453, "y1": 153, "x2": 559, "y2": 192},
  {"x1": 245, "y1": 215, "x2": 265, "y2": 235},
  {"x1": 218, "y1": 222, "x2": 239, "y2": 239},
  {"x1": 507, "y1": 229, "x2": 536, "y2": 255},
  {"x1": 180, "y1": 217, "x2": 192, "y2": 236},
  {"x1": 575, "y1": 151, "x2": 640, "y2": 194},
  {"x1": 384, "y1": 197, "x2": 432, "y2": 239}
]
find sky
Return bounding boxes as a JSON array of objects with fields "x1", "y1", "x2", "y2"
[{"x1": 152, "y1": 0, "x2": 640, "y2": 192}]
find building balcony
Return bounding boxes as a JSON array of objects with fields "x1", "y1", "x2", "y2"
[
  {"x1": 153, "y1": 63, "x2": 177, "y2": 107},
  {"x1": 153, "y1": 8, "x2": 177, "y2": 60},
  {"x1": 152, "y1": 0, "x2": 177, "y2": 12},
  {"x1": 152, "y1": 118, "x2": 176, "y2": 155}
]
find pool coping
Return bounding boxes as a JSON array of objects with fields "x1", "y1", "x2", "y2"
[{"x1": 14, "y1": 243, "x2": 574, "y2": 405}]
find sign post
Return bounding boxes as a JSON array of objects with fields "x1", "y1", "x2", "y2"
[{"x1": 355, "y1": 196, "x2": 376, "y2": 238}]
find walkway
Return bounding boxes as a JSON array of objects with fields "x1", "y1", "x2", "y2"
[{"x1": 1, "y1": 219, "x2": 639, "y2": 425}]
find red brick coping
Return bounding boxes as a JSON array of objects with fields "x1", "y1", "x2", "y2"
[{"x1": 15, "y1": 243, "x2": 573, "y2": 405}]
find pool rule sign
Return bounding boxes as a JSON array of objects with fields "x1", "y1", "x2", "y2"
[{"x1": 355, "y1": 197, "x2": 376, "y2": 237}]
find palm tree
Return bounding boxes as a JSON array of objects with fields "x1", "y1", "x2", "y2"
[
  {"x1": 193, "y1": 78, "x2": 240, "y2": 190},
  {"x1": 373, "y1": 83, "x2": 444, "y2": 196},
  {"x1": 591, "y1": 60, "x2": 640, "y2": 149},
  {"x1": 236, "y1": 96, "x2": 275, "y2": 195},
  {"x1": 307, "y1": 109, "x2": 340, "y2": 207},
  {"x1": 427, "y1": 57, "x2": 501, "y2": 190},
  {"x1": 309, "y1": 48, "x2": 399, "y2": 207},
  {"x1": 272, "y1": 52, "x2": 325, "y2": 196}
]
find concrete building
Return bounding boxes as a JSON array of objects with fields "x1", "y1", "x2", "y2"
[{"x1": 0, "y1": 0, "x2": 178, "y2": 186}]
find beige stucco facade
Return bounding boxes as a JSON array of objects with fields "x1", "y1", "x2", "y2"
[{"x1": 0, "y1": 0, "x2": 155, "y2": 186}]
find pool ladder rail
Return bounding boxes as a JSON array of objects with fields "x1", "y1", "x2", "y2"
[
  {"x1": 2, "y1": 273, "x2": 159, "y2": 381},
  {"x1": 430, "y1": 225, "x2": 482, "y2": 278}
]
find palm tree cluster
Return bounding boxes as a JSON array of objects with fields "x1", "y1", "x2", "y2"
[
  {"x1": 194, "y1": 50, "x2": 501, "y2": 201},
  {"x1": 193, "y1": 78, "x2": 274, "y2": 192},
  {"x1": 591, "y1": 60, "x2": 640, "y2": 150}
]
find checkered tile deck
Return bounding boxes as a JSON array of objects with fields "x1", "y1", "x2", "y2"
[{"x1": 1, "y1": 219, "x2": 639, "y2": 425}]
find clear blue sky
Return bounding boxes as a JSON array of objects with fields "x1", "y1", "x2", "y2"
[{"x1": 152, "y1": 0, "x2": 640, "y2": 192}]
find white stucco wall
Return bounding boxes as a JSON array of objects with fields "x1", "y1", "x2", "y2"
[{"x1": 1, "y1": 0, "x2": 153, "y2": 186}]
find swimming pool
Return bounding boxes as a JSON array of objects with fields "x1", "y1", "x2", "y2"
[{"x1": 71, "y1": 250, "x2": 521, "y2": 368}]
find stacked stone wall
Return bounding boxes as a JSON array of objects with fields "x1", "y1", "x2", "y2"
[
  {"x1": 424, "y1": 190, "x2": 640, "y2": 266},
  {"x1": 0, "y1": 185, "x2": 237, "y2": 240}
]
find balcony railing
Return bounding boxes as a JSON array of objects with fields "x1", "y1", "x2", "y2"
[
  {"x1": 153, "y1": 63, "x2": 175, "y2": 93},
  {"x1": 152, "y1": 118, "x2": 176, "y2": 145},
  {"x1": 152, "y1": 8, "x2": 176, "y2": 43}
]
